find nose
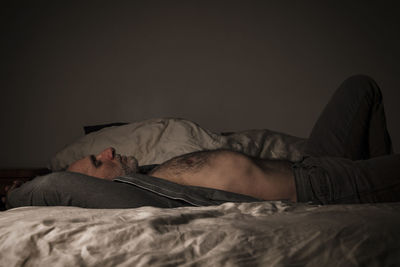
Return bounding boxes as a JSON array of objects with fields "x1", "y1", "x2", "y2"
[{"x1": 98, "y1": 147, "x2": 115, "y2": 160}]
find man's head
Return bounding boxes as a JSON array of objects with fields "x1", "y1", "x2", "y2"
[{"x1": 67, "y1": 147, "x2": 139, "y2": 180}]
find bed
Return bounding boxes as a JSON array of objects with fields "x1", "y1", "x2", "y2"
[{"x1": 1, "y1": 118, "x2": 400, "y2": 266}]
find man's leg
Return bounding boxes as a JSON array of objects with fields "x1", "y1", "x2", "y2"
[
  {"x1": 305, "y1": 75, "x2": 392, "y2": 160},
  {"x1": 6, "y1": 172, "x2": 191, "y2": 209},
  {"x1": 356, "y1": 155, "x2": 400, "y2": 203},
  {"x1": 294, "y1": 154, "x2": 400, "y2": 204}
]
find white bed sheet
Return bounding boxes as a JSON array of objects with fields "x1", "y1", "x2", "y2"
[{"x1": 1, "y1": 202, "x2": 400, "y2": 266}]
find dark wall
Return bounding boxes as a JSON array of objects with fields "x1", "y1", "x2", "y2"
[{"x1": 1, "y1": 1, "x2": 400, "y2": 168}]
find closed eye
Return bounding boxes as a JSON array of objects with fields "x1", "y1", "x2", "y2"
[{"x1": 90, "y1": 155, "x2": 102, "y2": 168}]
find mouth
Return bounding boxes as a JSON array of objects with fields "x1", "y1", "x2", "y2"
[
  {"x1": 115, "y1": 154, "x2": 126, "y2": 164},
  {"x1": 115, "y1": 154, "x2": 138, "y2": 169}
]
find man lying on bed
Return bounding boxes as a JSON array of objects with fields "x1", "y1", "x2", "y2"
[{"x1": 5, "y1": 75, "x2": 400, "y2": 209}]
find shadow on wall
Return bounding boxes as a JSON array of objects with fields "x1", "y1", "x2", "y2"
[{"x1": 1, "y1": 1, "x2": 400, "y2": 167}]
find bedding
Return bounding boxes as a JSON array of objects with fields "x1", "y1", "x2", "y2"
[
  {"x1": 3, "y1": 118, "x2": 400, "y2": 266},
  {"x1": 49, "y1": 118, "x2": 306, "y2": 171},
  {"x1": 1, "y1": 202, "x2": 400, "y2": 266}
]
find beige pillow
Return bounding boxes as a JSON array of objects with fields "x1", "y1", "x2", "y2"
[{"x1": 49, "y1": 118, "x2": 306, "y2": 171}]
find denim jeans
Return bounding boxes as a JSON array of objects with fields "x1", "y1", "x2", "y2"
[{"x1": 293, "y1": 75, "x2": 399, "y2": 204}]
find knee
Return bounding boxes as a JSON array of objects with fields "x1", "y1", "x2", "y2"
[{"x1": 341, "y1": 75, "x2": 382, "y2": 100}]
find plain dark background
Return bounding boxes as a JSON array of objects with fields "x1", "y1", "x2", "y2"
[{"x1": 1, "y1": 1, "x2": 399, "y2": 168}]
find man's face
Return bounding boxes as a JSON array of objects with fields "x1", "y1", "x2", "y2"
[{"x1": 67, "y1": 147, "x2": 139, "y2": 180}]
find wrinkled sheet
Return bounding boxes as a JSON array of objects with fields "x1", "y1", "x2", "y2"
[{"x1": 1, "y1": 202, "x2": 400, "y2": 266}]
